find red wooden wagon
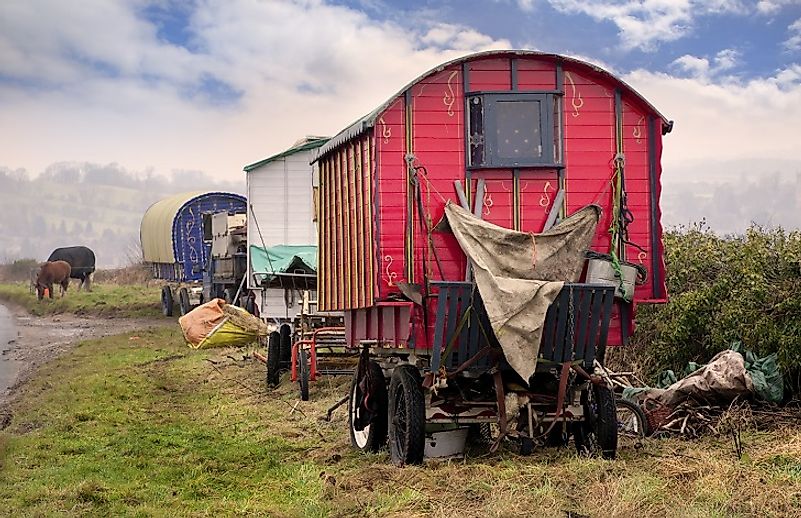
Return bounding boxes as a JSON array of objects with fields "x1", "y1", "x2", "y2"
[{"x1": 312, "y1": 50, "x2": 671, "y2": 464}]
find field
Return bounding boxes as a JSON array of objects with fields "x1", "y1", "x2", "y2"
[
  {"x1": 0, "y1": 282, "x2": 163, "y2": 318},
  {"x1": 1, "y1": 326, "x2": 800, "y2": 517}
]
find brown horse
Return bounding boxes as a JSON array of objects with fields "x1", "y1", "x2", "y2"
[{"x1": 36, "y1": 260, "x2": 71, "y2": 300}]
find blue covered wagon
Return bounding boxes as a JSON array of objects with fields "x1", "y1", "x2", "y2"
[{"x1": 140, "y1": 191, "x2": 247, "y2": 316}]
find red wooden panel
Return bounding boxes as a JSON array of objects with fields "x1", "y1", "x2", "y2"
[
  {"x1": 477, "y1": 174, "x2": 514, "y2": 229},
  {"x1": 410, "y1": 137, "x2": 463, "y2": 152},
  {"x1": 376, "y1": 99, "x2": 408, "y2": 300},
  {"x1": 470, "y1": 58, "x2": 511, "y2": 71},
  {"x1": 517, "y1": 59, "x2": 556, "y2": 91},
  {"x1": 518, "y1": 172, "x2": 560, "y2": 233},
  {"x1": 468, "y1": 58, "x2": 511, "y2": 91}
]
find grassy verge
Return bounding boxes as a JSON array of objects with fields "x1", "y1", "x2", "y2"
[
  {"x1": 1, "y1": 328, "x2": 800, "y2": 517},
  {"x1": 0, "y1": 282, "x2": 162, "y2": 318}
]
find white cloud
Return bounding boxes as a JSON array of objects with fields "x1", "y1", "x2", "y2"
[
  {"x1": 670, "y1": 49, "x2": 741, "y2": 80},
  {"x1": 545, "y1": 0, "x2": 746, "y2": 51},
  {"x1": 756, "y1": 0, "x2": 800, "y2": 14},
  {"x1": 517, "y1": 0, "x2": 536, "y2": 11},
  {"x1": 786, "y1": 17, "x2": 801, "y2": 51},
  {"x1": 0, "y1": 0, "x2": 510, "y2": 179},
  {"x1": 624, "y1": 64, "x2": 801, "y2": 180}
]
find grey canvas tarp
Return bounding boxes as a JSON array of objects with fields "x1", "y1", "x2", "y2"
[{"x1": 444, "y1": 202, "x2": 600, "y2": 381}]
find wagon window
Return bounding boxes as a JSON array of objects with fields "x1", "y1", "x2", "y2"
[
  {"x1": 467, "y1": 92, "x2": 559, "y2": 168},
  {"x1": 495, "y1": 100, "x2": 542, "y2": 161}
]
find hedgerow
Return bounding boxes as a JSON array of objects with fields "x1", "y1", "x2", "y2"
[{"x1": 633, "y1": 223, "x2": 801, "y2": 395}]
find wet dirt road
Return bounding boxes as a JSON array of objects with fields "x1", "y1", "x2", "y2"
[
  {"x1": 0, "y1": 302, "x2": 170, "y2": 409},
  {"x1": 0, "y1": 304, "x2": 19, "y2": 397}
]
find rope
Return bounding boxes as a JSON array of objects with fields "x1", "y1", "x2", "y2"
[{"x1": 248, "y1": 203, "x2": 281, "y2": 288}]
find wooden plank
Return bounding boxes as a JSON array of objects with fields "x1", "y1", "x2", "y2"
[
  {"x1": 352, "y1": 142, "x2": 363, "y2": 308},
  {"x1": 542, "y1": 189, "x2": 565, "y2": 231},
  {"x1": 454, "y1": 180, "x2": 469, "y2": 209},
  {"x1": 366, "y1": 136, "x2": 375, "y2": 305},
  {"x1": 335, "y1": 150, "x2": 344, "y2": 310},
  {"x1": 320, "y1": 159, "x2": 328, "y2": 310}
]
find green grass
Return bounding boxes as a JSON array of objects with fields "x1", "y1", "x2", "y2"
[
  {"x1": 1, "y1": 328, "x2": 800, "y2": 517},
  {"x1": 0, "y1": 282, "x2": 162, "y2": 318}
]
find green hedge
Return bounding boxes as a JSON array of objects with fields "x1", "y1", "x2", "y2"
[{"x1": 634, "y1": 223, "x2": 801, "y2": 394}]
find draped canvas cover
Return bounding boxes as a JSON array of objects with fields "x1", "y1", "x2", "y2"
[{"x1": 444, "y1": 202, "x2": 600, "y2": 380}]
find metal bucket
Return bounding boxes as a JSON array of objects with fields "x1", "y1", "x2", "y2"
[{"x1": 586, "y1": 258, "x2": 637, "y2": 301}]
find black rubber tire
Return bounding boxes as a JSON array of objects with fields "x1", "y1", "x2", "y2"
[
  {"x1": 545, "y1": 422, "x2": 570, "y2": 447},
  {"x1": 348, "y1": 360, "x2": 388, "y2": 452},
  {"x1": 178, "y1": 288, "x2": 191, "y2": 316},
  {"x1": 298, "y1": 347, "x2": 310, "y2": 401},
  {"x1": 616, "y1": 398, "x2": 650, "y2": 439},
  {"x1": 388, "y1": 365, "x2": 426, "y2": 466},
  {"x1": 279, "y1": 324, "x2": 292, "y2": 367},
  {"x1": 573, "y1": 384, "x2": 618, "y2": 459},
  {"x1": 244, "y1": 293, "x2": 256, "y2": 315},
  {"x1": 266, "y1": 331, "x2": 281, "y2": 387},
  {"x1": 161, "y1": 286, "x2": 174, "y2": 317}
]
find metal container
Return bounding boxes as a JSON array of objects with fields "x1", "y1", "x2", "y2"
[
  {"x1": 424, "y1": 427, "x2": 469, "y2": 459},
  {"x1": 586, "y1": 258, "x2": 637, "y2": 301}
]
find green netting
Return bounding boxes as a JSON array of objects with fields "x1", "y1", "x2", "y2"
[
  {"x1": 729, "y1": 342, "x2": 784, "y2": 404},
  {"x1": 249, "y1": 244, "x2": 317, "y2": 283}
]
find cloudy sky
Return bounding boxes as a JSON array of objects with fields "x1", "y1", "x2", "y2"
[{"x1": 1, "y1": 0, "x2": 800, "y2": 189}]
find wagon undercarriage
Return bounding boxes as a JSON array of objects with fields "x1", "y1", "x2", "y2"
[{"x1": 348, "y1": 281, "x2": 618, "y2": 464}]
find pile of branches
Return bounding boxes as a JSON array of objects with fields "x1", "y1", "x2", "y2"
[
  {"x1": 647, "y1": 401, "x2": 724, "y2": 438},
  {"x1": 645, "y1": 398, "x2": 801, "y2": 439}
]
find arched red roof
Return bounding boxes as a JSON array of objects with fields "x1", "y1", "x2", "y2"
[{"x1": 316, "y1": 49, "x2": 672, "y2": 160}]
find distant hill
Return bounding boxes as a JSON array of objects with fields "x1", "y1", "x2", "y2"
[{"x1": 0, "y1": 163, "x2": 244, "y2": 267}]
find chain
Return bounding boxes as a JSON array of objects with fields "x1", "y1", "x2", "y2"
[{"x1": 568, "y1": 285, "x2": 576, "y2": 357}]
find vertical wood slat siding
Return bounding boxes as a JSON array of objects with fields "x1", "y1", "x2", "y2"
[
  {"x1": 360, "y1": 135, "x2": 376, "y2": 309},
  {"x1": 366, "y1": 135, "x2": 376, "y2": 306},
  {"x1": 335, "y1": 152, "x2": 344, "y2": 310},
  {"x1": 320, "y1": 159, "x2": 326, "y2": 310},
  {"x1": 351, "y1": 142, "x2": 361, "y2": 308},
  {"x1": 317, "y1": 133, "x2": 377, "y2": 312},
  {"x1": 342, "y1": 147, "x2": 351, "y2": 308},
  {"x1": 319, "y1": 159, "x2": 327, "y2": 310},
  {"x1": 353, "y1": 141, "x2": 363, "y2": 308}
]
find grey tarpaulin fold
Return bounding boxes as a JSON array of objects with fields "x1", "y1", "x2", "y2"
[{"x1": 443, "y1": 202, "x2": 601, "y2": 381}]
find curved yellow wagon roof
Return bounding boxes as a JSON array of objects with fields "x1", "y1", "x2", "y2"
[{"x1": 140, "y1": 191, "x2": 208, "y2": 264}]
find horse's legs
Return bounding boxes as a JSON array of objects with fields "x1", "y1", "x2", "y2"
[{"x1": 48, "y1": 283, "x2": 54, "y2": 299}]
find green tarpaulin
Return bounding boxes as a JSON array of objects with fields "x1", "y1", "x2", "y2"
[{"x1": 249, "y1": 244, "x2": 317, "y2": 284}]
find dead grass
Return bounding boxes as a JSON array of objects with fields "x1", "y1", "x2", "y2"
[
  {"x1": 1, "y1": 328, "x2": 800, "y2": 517},
  {"x1": 92, "y1": 264, "x2": 153, "y2": 285}
]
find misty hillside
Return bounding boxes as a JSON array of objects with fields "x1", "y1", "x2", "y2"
[
  {"x1": 2, "y1": 161, "x2": 800, "y2": 269},
  {"x1": 662, "y1": 172, "x2": 801, "y2": 235},
  {"x1": 0, "y1": 163, "x2": 244, "y2": 267}
]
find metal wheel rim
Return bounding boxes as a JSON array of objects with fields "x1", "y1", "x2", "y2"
[
  {"x1": 350, "y1": 380, "x2": 370, "y2": 448},
  {"x1": 617, "y1": 405, "x2": 644, "y2": 438}
]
